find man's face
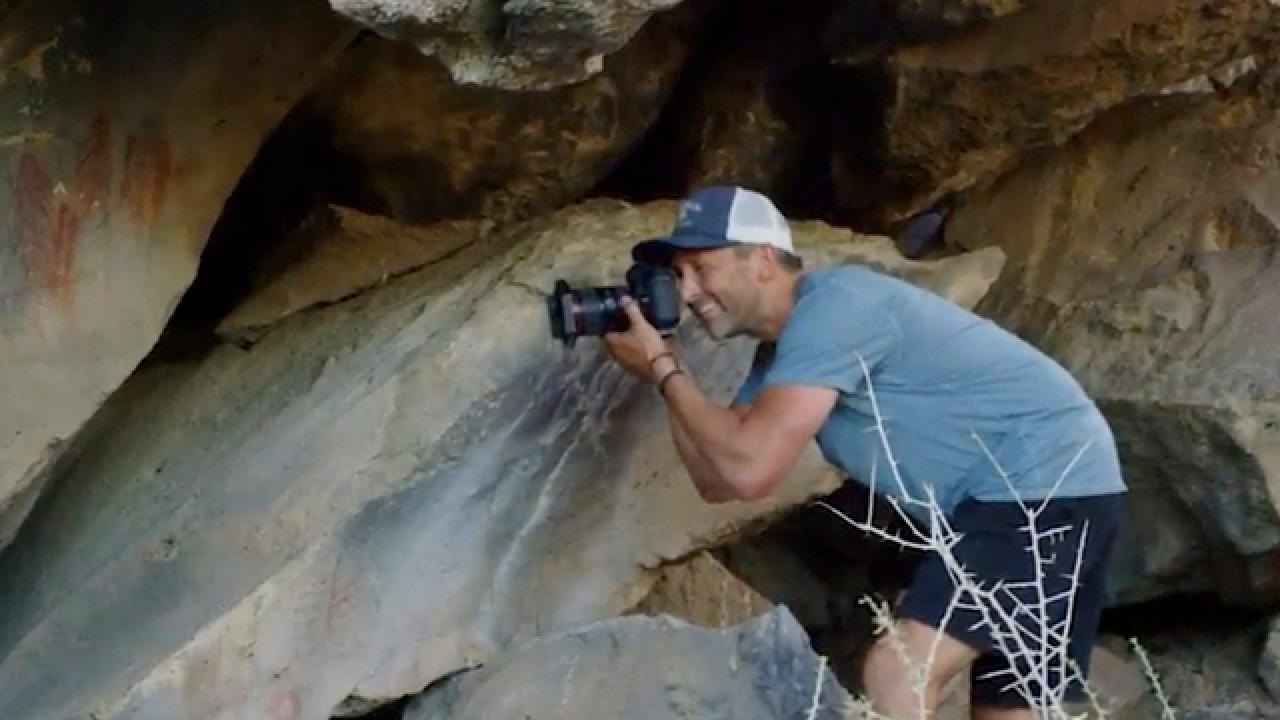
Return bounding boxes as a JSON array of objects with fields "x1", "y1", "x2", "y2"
[{"x1": 671, "y1": 247, "x2": 762, "y2": 340}]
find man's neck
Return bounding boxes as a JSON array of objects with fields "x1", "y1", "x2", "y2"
[{"x1": 756, "y1": 271, "x2": 802, "y2": 342}]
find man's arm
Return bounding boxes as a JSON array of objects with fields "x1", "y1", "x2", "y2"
[
  {"x1": 604, "y1": 299, "x2": 840, "y2": 504},
  {"x1": 657, "y1": 359, "x2": 835, "y2": 502},
  {"x1": 668, "y1": 401, "x2": 751, "y2": 503}
]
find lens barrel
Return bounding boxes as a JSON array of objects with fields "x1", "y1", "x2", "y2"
[{"x1": 547, "y1": 264, "x2": 681, "y2": 346}]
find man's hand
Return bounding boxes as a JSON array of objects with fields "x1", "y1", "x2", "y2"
[{"x1": 603, "y1": 297, "x2": 670, "y2": 383}]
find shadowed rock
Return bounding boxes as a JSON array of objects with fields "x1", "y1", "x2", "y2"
[
  {"x1": 308, "y1": 9, "x2": 699, "y2": 225},
  {"x1": 853, "y1": 0, "x2": 1280, "y2": 220}
]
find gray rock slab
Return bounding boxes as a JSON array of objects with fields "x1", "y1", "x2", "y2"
[{"x1": 403, "y1": 607, "x2": 854, "y2": 720}]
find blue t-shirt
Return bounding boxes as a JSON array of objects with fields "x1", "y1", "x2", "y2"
[{"x1": 734, "y1": 266, "x2": 1125, "y2": 514}]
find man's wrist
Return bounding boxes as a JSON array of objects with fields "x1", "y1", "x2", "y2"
[
  {"x1": 657, "y1": 367, "x2": 684, "y2": 397},
  {"x1": 649, "y1": 354, "x2": 680, "y2": 383}
]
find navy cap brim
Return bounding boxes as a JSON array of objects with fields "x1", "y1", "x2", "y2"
[{"x1": 631, "y1": 231, "x2": 734, "y2": 265}]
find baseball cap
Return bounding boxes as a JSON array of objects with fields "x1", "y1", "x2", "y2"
[{"x1": 631, "y1": 186, "x2": 794, "y2": 265}]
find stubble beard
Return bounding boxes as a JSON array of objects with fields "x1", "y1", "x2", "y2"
[{"x1": 695, "y1": 307, "x2": 748, "y2": 341}]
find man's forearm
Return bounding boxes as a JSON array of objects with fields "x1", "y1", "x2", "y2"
[
  {"x1": 653, "y1": 360, "x2": 764, "y2": 500},
  {"x1": 668, "y1": 408, "x2": 737, "y2": 502}
]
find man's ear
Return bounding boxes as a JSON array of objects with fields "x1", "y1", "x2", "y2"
[{"x1": 756, "y1": 245, "x2": 779, "y2": 281}]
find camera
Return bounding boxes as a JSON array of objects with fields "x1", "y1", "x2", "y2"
[{"x1": 547, "y1": 263, "x2": 682, "y2": 346}]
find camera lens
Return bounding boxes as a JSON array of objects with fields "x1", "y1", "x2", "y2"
[
  {"x1": 547, "y1": 280, "x2": 628, "y2": 346},
  {"x1": 569, "y1": 287, "x2": 627, "y2": 337}
]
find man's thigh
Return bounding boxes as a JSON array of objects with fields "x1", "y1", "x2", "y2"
[{"x1": 895, "y1": 493, "x2": 1125, "y2": 709}]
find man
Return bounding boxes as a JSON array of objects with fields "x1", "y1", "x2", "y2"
[{"x1": 602, "y1": 185, "x2": 1127, "y2": 719}]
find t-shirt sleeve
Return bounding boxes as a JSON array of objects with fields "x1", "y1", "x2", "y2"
[{"x1": 761, "y1": 281, "x2": 902, "y2": 396}]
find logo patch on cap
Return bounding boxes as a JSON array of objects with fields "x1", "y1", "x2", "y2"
[{"x1": 677, "y1": 200, "x2": 702, "y2": 229}]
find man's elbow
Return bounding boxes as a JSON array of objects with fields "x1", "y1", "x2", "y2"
[
  {"x1": 696, "y1": 486, "x2": 735, "y2": 504},
  {"x1": 692, "y1": 474, "x2": 775, "y2": 504},
  {"x1": 727, "y1": 469, "x2": 782, "y2": 503}
]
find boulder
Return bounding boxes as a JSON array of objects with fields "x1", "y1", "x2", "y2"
[
  {"x1": 853, "y1": 0, "x2": 1279, "y2": 221},
  {"x1": 402, "y1": 607, "x2": 854, "y2": 720},
  {"x1": 309, "y1": 10, "x2": 697, "y2": 225},
  {"x1": 327, "y1": 0, "x2": 687, "y2": 90},
  {"x1": 0, "y1": 0, "x2": 357, "y2": 547},
  {"x1": 0, "y1": 198, "x2": 1001, "y2": 719},
  {"x1": 215, "y1": 205, "x2": 489, "y2": 341},
  {"x1": 946, "y1": 84, "x2": 1280, "y2": 606}
]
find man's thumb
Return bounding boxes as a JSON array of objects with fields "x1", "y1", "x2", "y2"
[{"x1": 620, "y1": 296, "x2": 644, "y2": 320}]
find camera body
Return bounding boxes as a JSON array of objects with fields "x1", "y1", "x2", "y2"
[{"x1": 547, "y1": 264, "x2": 681, "y2": 346}]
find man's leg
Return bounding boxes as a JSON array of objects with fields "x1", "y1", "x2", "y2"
[
  {"x1": 882, "y1": 494, "x2": 1124, "y2": 719},
  {"x1": 861, "y1": 617, "x2": 980, "y2": 719},
  {"x1": 958, "y1": 494, "x2": 1126, "y2": 720}
]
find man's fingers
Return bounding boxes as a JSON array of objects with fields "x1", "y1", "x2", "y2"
[{"x1": 620, "y1": 296, "x2": 646, "y2": 323}]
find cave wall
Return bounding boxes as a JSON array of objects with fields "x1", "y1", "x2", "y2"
[{"x1": 0, "y1": 0, "x2": 357, "y2": 547}]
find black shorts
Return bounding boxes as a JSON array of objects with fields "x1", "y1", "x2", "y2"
[{"x1": 897, "y1": 493, "x2": 1126, "y2": 708}]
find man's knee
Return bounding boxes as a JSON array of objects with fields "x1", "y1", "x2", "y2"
[
  {"x1": 861, "y1": 619, "x2": 979, "y2": 707},
  {"x1": 861, "y1": 636, "x2": 903, "y2": 690}
]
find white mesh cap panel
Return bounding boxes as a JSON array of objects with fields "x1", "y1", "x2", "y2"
[{"x1": 726, "y1": 188, "x2": 793, "y2": 251}]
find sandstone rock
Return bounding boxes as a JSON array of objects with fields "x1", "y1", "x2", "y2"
[
  {"x1": 0, "y1": 0, "x2": 356, "y2": 547},
  {"x1": 946, "y1": 85, "x2": 1280, "y2": 606},
  {"x1": 216, "y1": 205, "x2": 490, "y2": 341},
  {"x1": 310, "y1": 12, "x2": 696, "y2": 225},
  {"x1": 0, "y1": 198, "x2": 1000, "y2": 719},
  {"x1": 857, "y1": 0, "x2": 1280, "y2": 221},
  {"x1": 402, "y1": 607, "x2": 854, "y2": 720},
  {"x1": 328, "y1": 0, "x2": 685, "y2": 90},
  {"x1": 631, "y1": 550, "x2": 774, "y2": 629}
]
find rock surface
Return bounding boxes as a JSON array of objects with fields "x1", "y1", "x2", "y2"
[
  {"x1": 0, "y1": 198, "x2": 1001, "y2": 720},
  {"x1": 328, "y1": 0, "x2": 686, "y2": 90},
  {"x1": 865, "y1": 0, "x2": 1280, "y2": 220},
  {"x1": 1262, "y1": 614, "x2": 1280, "y2": 702},
  {"x1": 215, "y1": 205, "x2": 489, "y2": 341},
  {"x1": 895, "y1": 0, "x2": 1031, "y2": 34},
  {"x1": 632, "y1": 1, "x2": 840, "y2": 215},
  {"x1": 403, "y1": 607, "x2": 853, "y2": 719},
  {"x1": 1128, "y1": 608, "x2": 1280, "y2": 719},
  {"x1": 832, "y1": 0, "x2": 1034, "y2": 50},
  {"x1": 632, "y1": 550, "x2": 774, "y2": 630},
  {"x1": 947, "y1": 84, "x2": 1280, "y2": 606},
  {"x1": 310, "y1": 9, "x2": 698, "y2": 226},
  {"x1": 0, "y1": 0, "x2": 357, "y2": 547}
]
